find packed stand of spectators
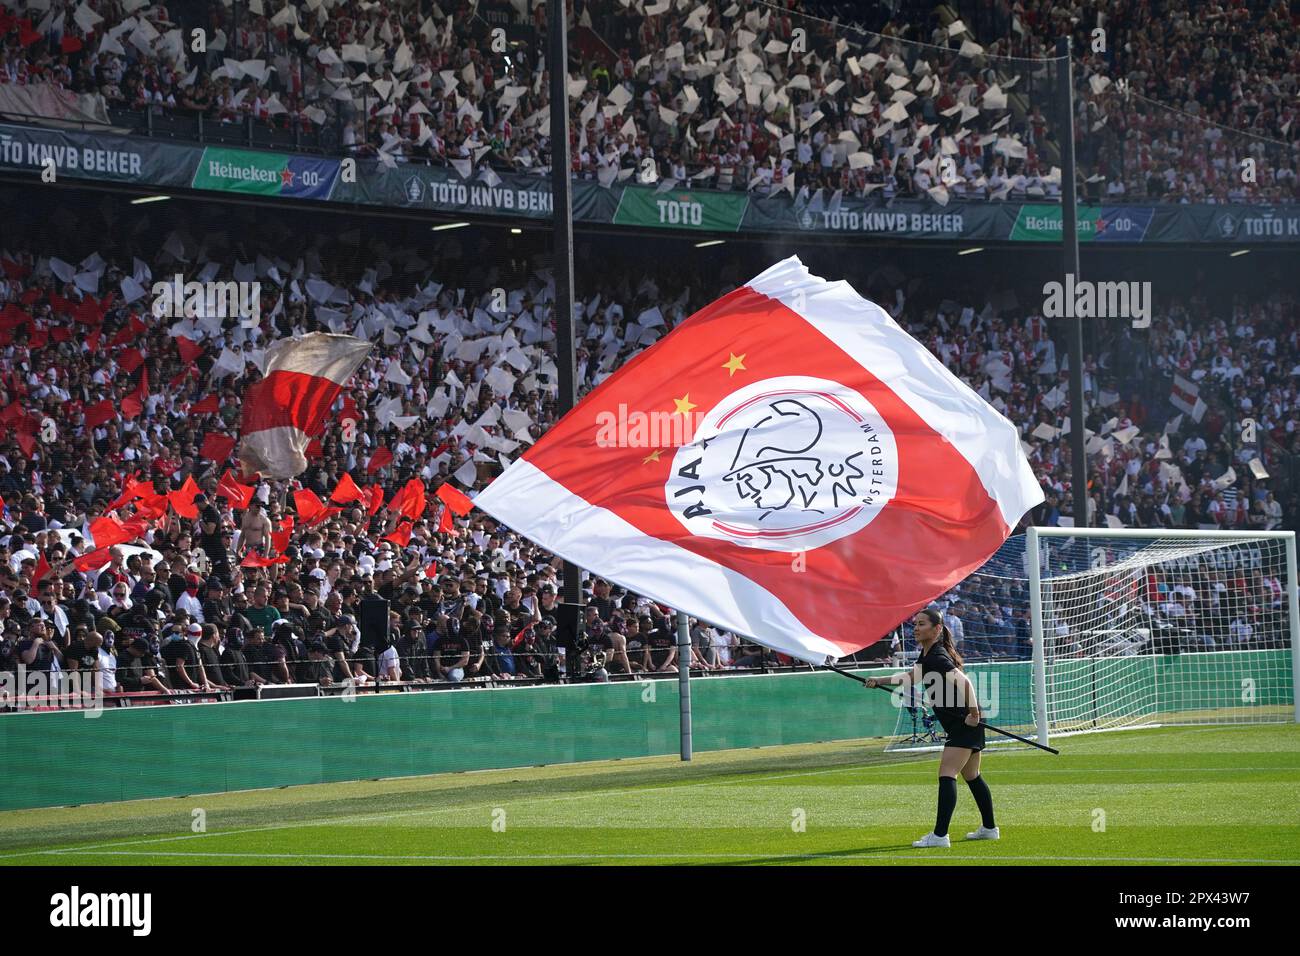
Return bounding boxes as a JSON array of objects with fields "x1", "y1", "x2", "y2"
[
  {"x1": 0, "y1": 0, "x2": 1058, "y2": 203},
  {"x1": 4, "y1": 0, "x2": 1295, "y2": 202},
  {"x1": 568, "y1": 0, "x2": 1065, "y2": 201},
  {"x1": 0, "y1": 199, "x2": 1297, "y2": 693},
  {"x1": 0, "y1": 218, "x2": 799, "y2": 701},
  {"x1": 964, "y1": 0, "x2": 1300, "y2": 202},
  {"x1": 902, "y1": 285, "x2": 1300, "y2": 536}
]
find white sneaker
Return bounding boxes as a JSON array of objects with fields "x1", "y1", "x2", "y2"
[
  {"x1": 966, "y1": 826, "x2": 1000, "y2": 841},
  {"x1": 912, "y1": 832, "x2": 951, "y2": 848}
]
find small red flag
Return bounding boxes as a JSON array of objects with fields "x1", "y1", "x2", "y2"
[
  {"x1": 366, "y1": 485, "x2": 385, "y2": 516},
  {"x1": 438, "y1": 507, "x2": 456, "y2": 534},
  {"x1": 330, "y1": 471, "x2": 366, "y2": 504},
  {"x1": 216, "y1": 469, "x2": 254, "y2": 509},
  {"x1": 191, "y1": 394, "x2": 220, "y2": 415},
  {"x1": 135, "y1": 492, "x2": 170, "y2": 521},
  {"x1": 89, "y1": 516, "x2": 138, "y2": 549},
  {"x1": 32, "y1": 551, "x2": 51, "y2": 583},
  {"x1": 83, "y1": 399, "x2": 115, "y2": 431},
  {"x1": 270, "y1": 526, "x2": 292, "y2": 554},
  {"x1": 293, "y1": 489, "x2": 340, "y2": 526},
  {"x1": 60, "y1": 36, "x2": 82, "y2": 54},
  {"x1": 118, "y1": 348, "x2": 145, "y2": 375},
  {"x1": 168, "y1": 476, "x2": 202, "y2": 519},
  {"x1": 109, "y1": 315, "x2": 146, "y2": 348},
  {"x1": 383, "y1": 522, "x2": 413, "y2": 547},
  {"x1": 365, "y1": 446, "x2": 393, "y2": 475},
  {"x1": 388, "y1": 478, "x2": 427, "y2": 521},
  {"x1": 241, "y1": 552, "x2": 291, "y2": 567},
  {"x1": 435, "y1": 483, "x2": 475, "y2": 517},
  {"x1": 176, "y1": 336, "x2": 204, "y2": 363},
  {"x1": 200, "y1": 432, "x2": 237, "y2": 462},
  {"x1": 74, "y1": 547, "x2": 114, "y2": 572},
  {"x1": 120, "y1": 366, "x2": 149, "y2": 420}
]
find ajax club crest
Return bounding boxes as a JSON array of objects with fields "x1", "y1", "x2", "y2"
[{"x1": 665, "y1": 376, "x2": 898, "y2": 551}]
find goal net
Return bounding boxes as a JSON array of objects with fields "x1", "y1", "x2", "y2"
[
  {"x1": 1029, "y1": 529, "x2": 1298, "y2": 741},
  {"x1": 883, "y1": 529, "x2": 1297, "y2": 751}
]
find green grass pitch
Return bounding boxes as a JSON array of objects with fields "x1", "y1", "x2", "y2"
[{"x1": 2, "y1": 724, "x2": 1297, "y2": 865}]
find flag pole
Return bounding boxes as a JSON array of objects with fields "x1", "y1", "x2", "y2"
[
  {"x1": 825, "y1": 665, "x2": 1060, "y2": 754},
  {"x1": 1057, "y1": 36, "x2": 1088, "y2": 530},
  {"x1": 548, "y1": 0, "x2": 584, "y2": 635},
  {"x1": 677, "y1": 611, "x2": 692, "y2": 761}
]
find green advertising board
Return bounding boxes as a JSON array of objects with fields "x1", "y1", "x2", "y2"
[{"x1": 613, "y1": 184, "x2": 749, "y2": 231}]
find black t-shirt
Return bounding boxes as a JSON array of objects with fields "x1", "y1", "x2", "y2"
[
  {"x1": 159, "y1": 639, "x2": 199, "y2": 685},
  {"x1": 17, "y1": 637, "x2": 55, "y2": 671},
  {"x1": 243, "y1": 642, "x2": 277, "y2": 682},
  {"x1": 117, "y1": 651, "x2": 159, "y2": 691},
  {"x1": 918, "y1": 644, "x2": 966, "y2": 721},
  {"x1": 436, "y1": 633, "x2": 469, "y2": 667},
  {"x1": 199, "y1": 505, "x2": 225, "y2": 557},
  {"x1": 197, "y1": 643, "x2": 226, "y2": 684},
  {"x1": 63, "y1": 639, "x2": 97, "y2": 673},
  {"x1": 646, "y1": 624, "x2": 675, "y2": 667},
  {"x1": 396, "y1": 634, "x2": 427, "y2": 679},
  {"x1": 221, "y1": 647, "x2": 250, "y2": 686},
  {"x1": 301, "y1": 656, "x2": 334, "y2": 684}
]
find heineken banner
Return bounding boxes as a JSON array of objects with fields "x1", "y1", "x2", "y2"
[
  {"x1": 191, "y1": 147, "x2": 339, "y2": 200},
  {"x1": 2, "y1": 122, "x2": 1298, "y2": 244}
]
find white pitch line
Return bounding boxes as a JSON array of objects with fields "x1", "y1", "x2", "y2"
[
  {"x1": 22, "y1": 849, "x2": 1297, "y2": 865},
  {"x1": 23, "y1": 760, "x2": 910, "y2": 857},
  {"x1": 14, "y1": 758, "x2": 1298, "y2": 860}
]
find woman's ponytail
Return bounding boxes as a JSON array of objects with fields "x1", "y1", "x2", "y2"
[{"x1": 940, "y1": 622, "x2": 964, "y2": 669}]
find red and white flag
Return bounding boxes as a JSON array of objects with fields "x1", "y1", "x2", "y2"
[
  {"x1": 474, "y1": 257, "x2": 1042, "y2": 664},
  {"x1": 238, "y1": 333, "x2": 372, "y2": 479}
]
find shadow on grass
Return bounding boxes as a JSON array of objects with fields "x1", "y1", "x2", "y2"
[{"x1": 693, "y1": 843, "x2": 919, "y2": 866}]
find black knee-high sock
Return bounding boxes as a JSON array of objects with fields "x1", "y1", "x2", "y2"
[
  {"x1": 934, "y1": 776, "x2": 958, "y2": 837},
  {"x1": 966, "y1": 774, "x2": 996, "y2": 829}
]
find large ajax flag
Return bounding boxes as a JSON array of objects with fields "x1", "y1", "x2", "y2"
[{"x1": 475, "y1": 257, "x2": 1043, "y2": 664}]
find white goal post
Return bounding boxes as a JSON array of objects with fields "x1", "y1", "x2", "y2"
[{"x1": 1027, "y1": 527, "x2": 1300, "y2": 747}]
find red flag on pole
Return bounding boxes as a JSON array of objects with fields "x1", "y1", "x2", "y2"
[
  {"x1": 293, "y1": 489, "x2": 341, "y2": 526},
  {"x1": 74, "y1": 547, "x2": 114, "y2": 572},
  {"x1": 216, "y1": 469, "x2": 254, "y2": 509},
  {"x1": 435, "y1": 483, "x2": 474, "y2": 517},
  {"x1": 473, "y1": 256, "x2": 1042, "y2": 664},
  {"x1": 365, "y1": 446, "x2": 393, "y2": 475},
  {"x1": 330, "y1": 471, "x2": 366, "y2": 504},
  {"x1": 388, "y1": 479, "x2": 426, "y2": 521},
  {"x1": 83, "y1": 399, "x2": 116, "y2": 431},
  {"x1": 383, "y1": 522, "x2": 413, "y2": 547},
  {"x1": 241, "y1": 552, "x2": 291, "y2": 567},
  {"x1": 120, "y1": 366, "x2": 148, "y2": 420},
  {"x1": 168, "y1": 476, "x2": 202, "y2": 518},
  {"x1": 200, "y1": 432, "x2": 237, "y2": 462},
  {"x1": 176, "y1": 336, "x2": 204, "y2": 363}
]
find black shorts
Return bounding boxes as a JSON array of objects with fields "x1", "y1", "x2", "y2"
[{"x1": 937, "y1": 712, "x2": 986, "y2": 751}]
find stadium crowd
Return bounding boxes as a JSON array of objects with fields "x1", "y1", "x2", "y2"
[
  {"x1": 0, "y1": 195, "x2": 1294, "y2": 701},
  {"x1": 1, "y1": 0, "x2": 1295, "y2": 202}
]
